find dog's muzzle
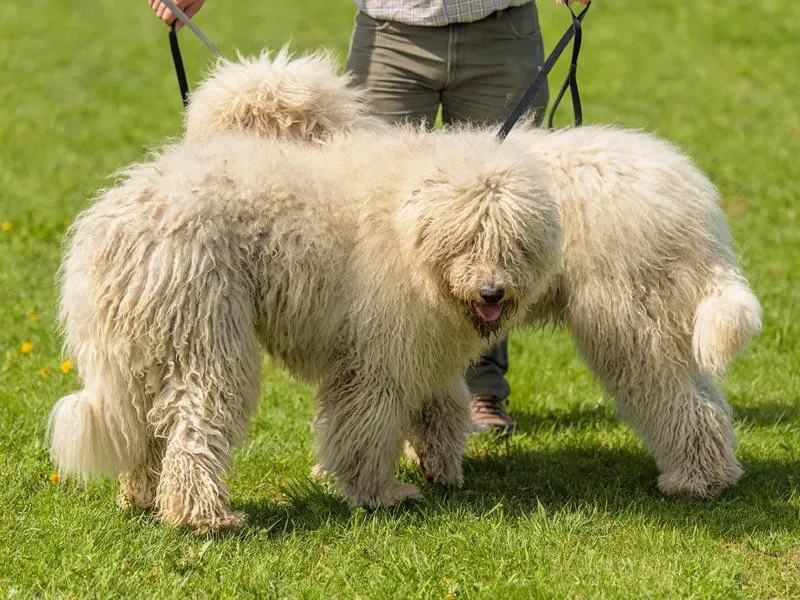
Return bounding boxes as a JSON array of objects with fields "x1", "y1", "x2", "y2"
[{"x1": 466, "y1": 300, "x2": 515, "y2": 338}]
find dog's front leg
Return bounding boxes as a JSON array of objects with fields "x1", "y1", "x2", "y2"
[
  {"x1": 405, "y1": 378, "x2": 470, "y2": 488},
  {"x1": 315, "y1": 371, "x2": 420, "y2": 509}
]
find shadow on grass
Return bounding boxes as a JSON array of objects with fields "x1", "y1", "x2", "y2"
[
  {"x1": 732, "y1": 398, "x2": 800, "y2": 426},
  {"x1": 232, "y1": 428, "x2": 799, "y2": 541},
  {"x1": 459, "y1": 441, "x2": 800, "y2": 535},
  {"x1": 234, "y1": 477, "x2": 353, "y2": 536},
  {"x1": 512, "y1": 402, "x2": 616, "y2": 432}
]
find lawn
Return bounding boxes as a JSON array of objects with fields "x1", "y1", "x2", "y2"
[{"x1": 1, "y1": 0, "x2": 799, "y2": 597}]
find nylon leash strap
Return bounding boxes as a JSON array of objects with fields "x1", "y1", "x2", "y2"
[
  {"x1": 169, "y1": 21, "x2": 190, "y2": 109},
  {"x1": 497, "y1": 1, "x2": 590, "y2": 141},
  {"x1": 546, "y1": 1, "x2": 586, "y2": 129},
  {"x1": 160, "y1": 0, "x2": 224, "y2": 108}
]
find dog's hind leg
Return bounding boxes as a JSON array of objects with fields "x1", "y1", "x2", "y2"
[
  {"x1": 405, "y1": 378, "x2": 471, "y2": 488},
  {"x1": 570, "y1": 303, "x2": 742, "y2": 498},
  {"x1": 153, "y1": 363, "x2": 260, "y2": 530},
  {"x1": 151, "y1": 298, "x2": 261, "y2": 532},
  {"x1": 654, "y1": 375, "x2": 741, "y2": 497},
  {"x1": 315, "y1": 368, "x2": 421, "y2": 509},
  {"x1": 614, "y1": 372, "x2": 741, "y2": 498}
]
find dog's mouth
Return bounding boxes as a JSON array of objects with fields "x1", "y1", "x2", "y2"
[
  {"x1": 466, "y1": 300, "x2": 515, "y2": 338},
  {"x1": 472, "y1": 302, "x2": 503, "y2": 322}
]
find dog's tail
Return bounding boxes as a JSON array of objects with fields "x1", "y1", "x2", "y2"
[
  {"x1": 185, "y1": 47, "x2": 384, "y2": 143},
  {"x1": 692, "y1": 267, "x2": 761, "y2": 375},
  {"x1": 49, "y1": 387, "x2": 147, "y2": 479}
]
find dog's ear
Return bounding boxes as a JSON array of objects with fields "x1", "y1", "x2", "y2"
[{"x1": 395, "y1": 196, "x2": 429, "y2": 255}]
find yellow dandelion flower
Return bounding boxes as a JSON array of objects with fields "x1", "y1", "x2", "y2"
[
  {"x1": 49, "y1": 472, "x2": 60, "y2": 484},
  {"x1": 39, "y1": 366, "x2": 49, "y2": 377},
  {"x1": 60, "y1": 360, "x2": 73, "y2": 374},
  {"x1": 1, "y1": 222, "x2": 11, "y2": 232},
  {"x1": 26, "y1": 308, "x2": 37, "y2": 321},
  {"x1": 20, "y1": 341, "x2": 33, "y2": 354}
]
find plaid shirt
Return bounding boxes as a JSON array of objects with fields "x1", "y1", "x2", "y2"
[{"x1": 354, "y1": 0, "x2": 532, "y2": 26}]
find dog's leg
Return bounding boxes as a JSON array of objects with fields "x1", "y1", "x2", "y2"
[
  {"x1": 155, "y1": 415, "x2": 246, "y2": 532},
  {"x1": 152, "y1": 312, "x2": 261, "y2": 532},
  {"x1": 618, "y1": 374, "x2": 742, "y2": 498},
  {"x1": 315, "y1": 370, "x2": 420, "y2": 509},
  {"x1": 571, "y1": 312, "x2": 741, "y2": 497},
  {"x1": 118, "y1": 436, "x2": 164, "y2": 510},
  {"x1": 405, "y1": 378, "x2": 470, "y2": 488}
]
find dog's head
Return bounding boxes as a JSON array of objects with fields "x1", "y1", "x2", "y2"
[
  {"x1": 396, "y1": 136, "x2": 561, "y2": 339},
  {"x1": 185, "y1": 48, "x2": 385, "y2": 143}
]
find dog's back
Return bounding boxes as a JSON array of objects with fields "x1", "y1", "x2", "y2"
[{"x1": 519, "y1": 125, "x2": 760, "y2": 374}]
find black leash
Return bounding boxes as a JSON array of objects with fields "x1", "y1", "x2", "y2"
[
  {"x1": 169, "y1": 20, "x2": 190, "y2": 109},
  {"x1": 547, "y1": 1, "x2": 586, "y2": 129},
  {"x1": 161, "y1": 0, "x2": 223, "y2": 109},
  {"x1": 497, "y1": 1, "x2": 590, "y2": 140}
]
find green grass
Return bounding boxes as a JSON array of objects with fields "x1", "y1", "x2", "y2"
[{"x1": 1, "y1": 0, "x2": 799, "y2": 597}]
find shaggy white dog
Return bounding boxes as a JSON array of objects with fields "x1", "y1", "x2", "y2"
[
  {"x1": 49, "y1": 51, "x2": 760, "y2": 531},
  {"x1": 49, "y1": 52, "x2": 561, "y2": 530}
]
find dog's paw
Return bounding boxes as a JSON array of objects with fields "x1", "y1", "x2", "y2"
[
  {"x1": 310, "y1": 463, "x2": 334, "y2": 482},
  {"x1": 351, "y1": 480, "x2": 422, "y2": 509},
  {"x1": 190, "y1": 510, "x2": 247, "y2": 534},
  {"x1": 159, "y1": 507, "x2": 246, "y2": 533},
  {"x1": 380, "y1": 481, "x2": 423, "y2": 507},
  {"x1": 117, "y1": 471, "x2": 157, "y2": 510},
  {"x1": 657, "y1": 462, "x2": 742, "y2": 498},
  {"x1": 199, "y1": 509, "x2": 246, "y2": 533},
  {"x1": 404, "y1": 442, "x2": 463, "y2": 488}
]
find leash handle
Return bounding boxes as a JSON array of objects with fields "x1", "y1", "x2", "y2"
[
  {"x1": 159, "y1": 0, "x2": 223, "y2": 57},
  {"x1": 496, "y1": 1, "x2": 590, "y2": 140},
  {"x1": 169, "y1": 20, "x2": 190, "y2": 109},
  {"x1": 547, "y1": 1, "x2": 587, "y2": 128}
]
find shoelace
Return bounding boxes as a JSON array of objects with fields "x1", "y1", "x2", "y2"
[{"x1": 472, "y1": 397, "x2": 510, "y2": 415}]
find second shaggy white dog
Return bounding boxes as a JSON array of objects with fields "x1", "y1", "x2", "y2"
[
  {"x1": 510, "y1": 124, "x2": 761, "y2": 496},
  {"x1": 182, "y1": 52, "x2": 761, "y2": 499}
]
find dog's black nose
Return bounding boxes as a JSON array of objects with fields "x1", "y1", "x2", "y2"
[{"x1": 479, "y1": 286, "x2": 505, "y2": 304}]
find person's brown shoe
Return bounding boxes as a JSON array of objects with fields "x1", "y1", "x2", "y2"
[{"x1": 470, "y1": 395, "x2": 515, "y2": 435}]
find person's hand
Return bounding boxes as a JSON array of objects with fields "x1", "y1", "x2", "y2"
[{"x1": 149, "y1": 0, "x2": 206, "y2": 28}]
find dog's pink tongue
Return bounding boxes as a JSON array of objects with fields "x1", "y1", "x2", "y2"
[{"x1": 475, "y1": 303, "x2": 503, "y2": 322}]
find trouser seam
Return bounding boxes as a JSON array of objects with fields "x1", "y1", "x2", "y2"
[{"x1": 446, "y1": 24, "x2": 456, "y2": 87}]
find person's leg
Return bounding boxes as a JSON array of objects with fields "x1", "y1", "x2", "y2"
[
  {"x1": 442, "y1": 3, "x2": 549, "y2": 126},
  {"x1": 464, "y1": 341, "x2": 514, "y2": 433},
  {"x1": 443, "y1": 2, "x2": 549, "y2": 432},
  {"x1": 347, "y1": 11, "x2": 446, "y2": 126}
]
